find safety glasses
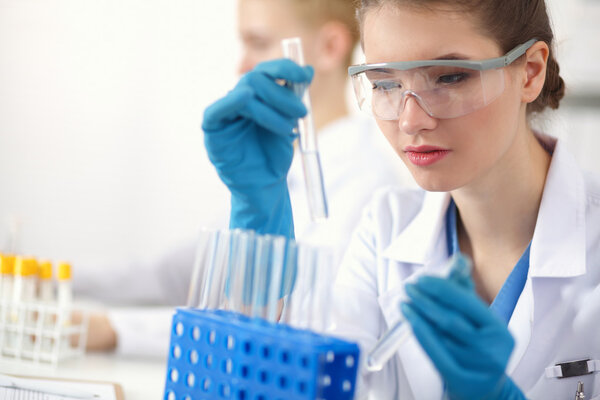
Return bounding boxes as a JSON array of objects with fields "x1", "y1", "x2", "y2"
[{"x1": 348, "y1": 39, "x2": 536, "y2": 120}]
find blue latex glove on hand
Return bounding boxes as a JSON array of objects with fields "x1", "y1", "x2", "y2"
[
  {"x1": 401, "y1": 257, "x2": 526, "y2": 400},
  {"x1": 202, "y1": 59, "x2": 314, "y2": 238}
]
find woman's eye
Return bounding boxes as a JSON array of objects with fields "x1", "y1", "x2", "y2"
[
  {"x1": 372, "y1": 81, "x2": 401, "y2": 91},
  {"x1": 438, "y1": 73, "x2": 469, "y2": 85}
]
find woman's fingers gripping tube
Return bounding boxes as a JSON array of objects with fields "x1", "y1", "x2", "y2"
[{"x1": 202, "y1": 85, "x2": 254, "y2": 132}]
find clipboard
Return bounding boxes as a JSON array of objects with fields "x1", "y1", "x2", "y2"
[{"x1": 4, "y1": 373, "x2": 125, "y2": 400}]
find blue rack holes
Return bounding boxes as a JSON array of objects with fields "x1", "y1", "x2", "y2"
[
  {"x1": 326, "y1": 351, "x2": 335, "y2": 363},
  {"x1": 189, "y1": 349, "x2": 199, "y2": 364},
  {"x1": 242, "y1": 340, "x2": 253, "y2": 355},
  {"x1": 260, "y1": 345, "x2": 271, "y2": 360},
  {"x1": 192, "y1": 326, "x2": 201, "y2": 341},
  {"x1": 186, "y1": 372, "x2": 196, "y2": 388},
  {"x1": 202, "y1": 377, "x2": 212, "y2": 392},
  {"x1": 279, "y1": 350, "x2": 290, "y2": 364},
  {"x1": 345, "y1": 355, "x2": 355, "y2": 368},
  {"x1": 298, "y1": 381, "x2": 307, "y2": 394},
  {"x1": 172, "y1": 345, "x2": 181, "y2": 359},
  {"x1": 169, "y1": 368, "x2": 179, "y2": 383},
  {"x1": 223, "y1": 358, "x2": 234, "y2": 375},
  {"x1": 300, "y1": 355, "x2": 310, "y2": 369},
  {"x1": 277, "y1": 375, "x2": 288, "y2": 389},
  {"x1": 164, "y1": 309, "x2": 359, "y2": 400},
  {"x1": 342, "y1": 380, "x2": 352, "y2": 392},
  {"x1": 208, "y1": 330, "x2": 217, "y2": 345},
  {"x1": 226, "y1": 335, "x2": 236, "y2": 350},
  {"x1": 240, "y1": 364, "x2": 250, "y2": 378},
  {"x1": 175, "y1": 322, "x2": 184, "y2": 337},
  {"x1": 258, "y1": 370, "x2": 269, "y2": 384},
  {"x1": 219, "y1": 383, "x2": 231, "y2": 398}
]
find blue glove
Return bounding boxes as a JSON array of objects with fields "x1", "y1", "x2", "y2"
[
  {"x1": 401, "y1": 256, "x2": 527, "y2": 400},
  {"x1": 202, "y1": 59, "x2": 313, "y2": 238}
]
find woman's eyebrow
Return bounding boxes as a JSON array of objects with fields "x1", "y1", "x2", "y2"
[{"x1": 434, "y1": 53, "x2": 472, "y2": 60}]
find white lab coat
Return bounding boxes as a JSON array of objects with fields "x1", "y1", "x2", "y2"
[
  {"x1": 331, "y1": 134, "x2": 600, "y2": 399},
  {"x1": 75, "y1": 114, "x2": 415, "y2": 357}
]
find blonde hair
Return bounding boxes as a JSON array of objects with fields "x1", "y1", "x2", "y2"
[{"x1": 287, "y1": 0, "x2": 360, "y2": 67}]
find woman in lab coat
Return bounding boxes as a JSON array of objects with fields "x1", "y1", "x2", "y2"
[
  {"x1": 203, "y1": 0, "x2": 600, "y2": 398},
  {"x1": 329, "y1": 0, "x2": 600, "y2": 399}
]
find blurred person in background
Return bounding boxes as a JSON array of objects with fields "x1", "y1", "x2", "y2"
[{"x1": 76, "y1": 0, "x2": 414, "y2": 356}]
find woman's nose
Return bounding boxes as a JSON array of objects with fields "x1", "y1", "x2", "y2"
[{"x1": 398, "y1": 95, "x2": 438, "y2": 135}]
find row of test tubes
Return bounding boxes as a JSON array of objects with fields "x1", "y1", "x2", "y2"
[
  {"x1": 0, "y1": 254, "x2": 88, "y2": 365},
  {"x1": 186, "y1": 229, "x2": 336, "y2": 333}
]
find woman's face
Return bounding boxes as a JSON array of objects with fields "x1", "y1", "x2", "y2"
[{"x1": 362, "y1": 4, "x2": 526, "y2": 192}]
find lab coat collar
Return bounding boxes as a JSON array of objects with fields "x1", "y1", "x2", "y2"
[
  {"x1": 381, "y1": 135, "x2": 586, "y2": 278},
  {"x1": 529, "y1": 135, "x2": 587, "y2": 278},
  {"x1": 381, "y1": 191, "x2": 450, "y2": 265}
]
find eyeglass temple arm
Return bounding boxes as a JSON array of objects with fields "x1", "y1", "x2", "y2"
[{"x1": 504, "y1": 39, "x2": 538, "y2": 66}]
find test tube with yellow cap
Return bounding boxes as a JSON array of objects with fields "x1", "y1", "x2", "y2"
[
  {"x1": 57, "y1": 262, "x2": 73, "y2": 325},
  {"x1": 11, "y1": 257, "x2": 37, "y2": 320},
  {"x1": 1, "y1": 254, "x2": 15, "y2": 303},
  {"x1": 0, "y1": 254, "x2": 15, "y2": 332},
  {"x1": 10, "y1": 257, "x2": 37, "y2": 350},
  {"x1": 38, "y1": 261, "x2": 54, "y2": 303},
  {"x1": 56, "y1": 262, "x2": 73, "y2": 353}
]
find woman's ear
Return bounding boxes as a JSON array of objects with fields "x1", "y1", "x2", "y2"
[
  {"x1": 312, "y1": 21, "x2": 353, "y2": 72},
  {"x1": 521, "y1": 41, "x2": 549, "y2": 104}
]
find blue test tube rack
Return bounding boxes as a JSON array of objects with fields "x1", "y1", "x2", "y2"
[{"x1": 164, "y1": 308, "x2": 360, "y2": 400}]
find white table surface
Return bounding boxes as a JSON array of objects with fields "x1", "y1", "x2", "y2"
[{"x1": 0, "y1": 352, "x2": 168, "y2": 400}]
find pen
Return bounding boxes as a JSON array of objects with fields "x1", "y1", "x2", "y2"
[{"x1": 0, "y1": 373, "x2": 98, "y2": 399}]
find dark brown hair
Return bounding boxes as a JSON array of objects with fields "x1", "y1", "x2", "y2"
[{"x1": 356, "y1": 0, "x2": 565, "y2": 113}]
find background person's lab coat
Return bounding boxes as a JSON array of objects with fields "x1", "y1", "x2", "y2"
[
  {"x1": 331, "y1": 134, "x2": 600, "y2": 399},
  {"x1": 75, "y1": 114, "x2": 415, "y2": 357}
]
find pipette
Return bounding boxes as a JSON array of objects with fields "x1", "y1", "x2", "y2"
[
  {"x1": 365, "y1": 253, "x2": 473, "y2": 372},
  {"x1": 281, "y1": 37, "x2": 329, "y2": 221}
]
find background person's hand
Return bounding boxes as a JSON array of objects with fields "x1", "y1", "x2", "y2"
[
  {"x1": 203, "y1": 59, "x2": 313, "y2": 238},
  {"x1": 72, "y1": 311, "x2": 117, "y2": 352},
  {"x1": 401, "y1": 266, "x2": 526, "y2": 400}
]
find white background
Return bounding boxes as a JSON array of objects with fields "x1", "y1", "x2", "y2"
[
  {"x1": 0, "y1": 1, "x2": 237, "y2": 268},
  {"x1": 0, "y1": 0, "x2": 598, "y2": 273}
]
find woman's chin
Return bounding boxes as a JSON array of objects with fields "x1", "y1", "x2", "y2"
[{"x1": 412, "y1": 175, "x2": 457, "y2": 192}]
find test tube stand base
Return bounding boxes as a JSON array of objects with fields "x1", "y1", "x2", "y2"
[{"x1": 0, "y1": 300, "x2": 88, "y2": 366}]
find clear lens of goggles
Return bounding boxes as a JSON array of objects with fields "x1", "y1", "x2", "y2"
[{"x1": 351, "y1": 66, "x2": 505, "y2": 120}]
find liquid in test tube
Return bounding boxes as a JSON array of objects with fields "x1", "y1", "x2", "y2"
[{"x1": 281, "y1": 37, "x2": 329, "y2": 221}]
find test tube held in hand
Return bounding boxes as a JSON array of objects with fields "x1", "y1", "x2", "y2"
[
  {"x1": 365, "y1": 254, "x2": 473, "y2": 372},
  {"x1": 281, "y1": 37, "x2": 329, "y2": 221}
]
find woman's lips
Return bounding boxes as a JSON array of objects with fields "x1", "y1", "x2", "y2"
[{"x1": 404, "y1": 145, "x2": 451, "y2": 166}]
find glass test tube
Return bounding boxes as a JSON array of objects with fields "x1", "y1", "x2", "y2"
[
  {"x1": 365, "y1": 254, "x2": 473, "y2": 372},
  {"x1": 281, "y1": 37, "x2": 329, "y2": 221}
]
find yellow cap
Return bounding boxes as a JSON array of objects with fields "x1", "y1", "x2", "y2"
[
  {"x1": 28, "y1": 258, "x2": 39, "y2": 276},
  {"x1": 14, "y1": 256, "x2": 36, "y2": 277},
  {"x1": 39, "y1": 261, "x2": 53, "y2": 280},
  {"x1": 1, "y1": 254, "x2": 15, "y2": 275},
  {"x1": 57, "y1": 262, "x2": 72, "y2": 280}
]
